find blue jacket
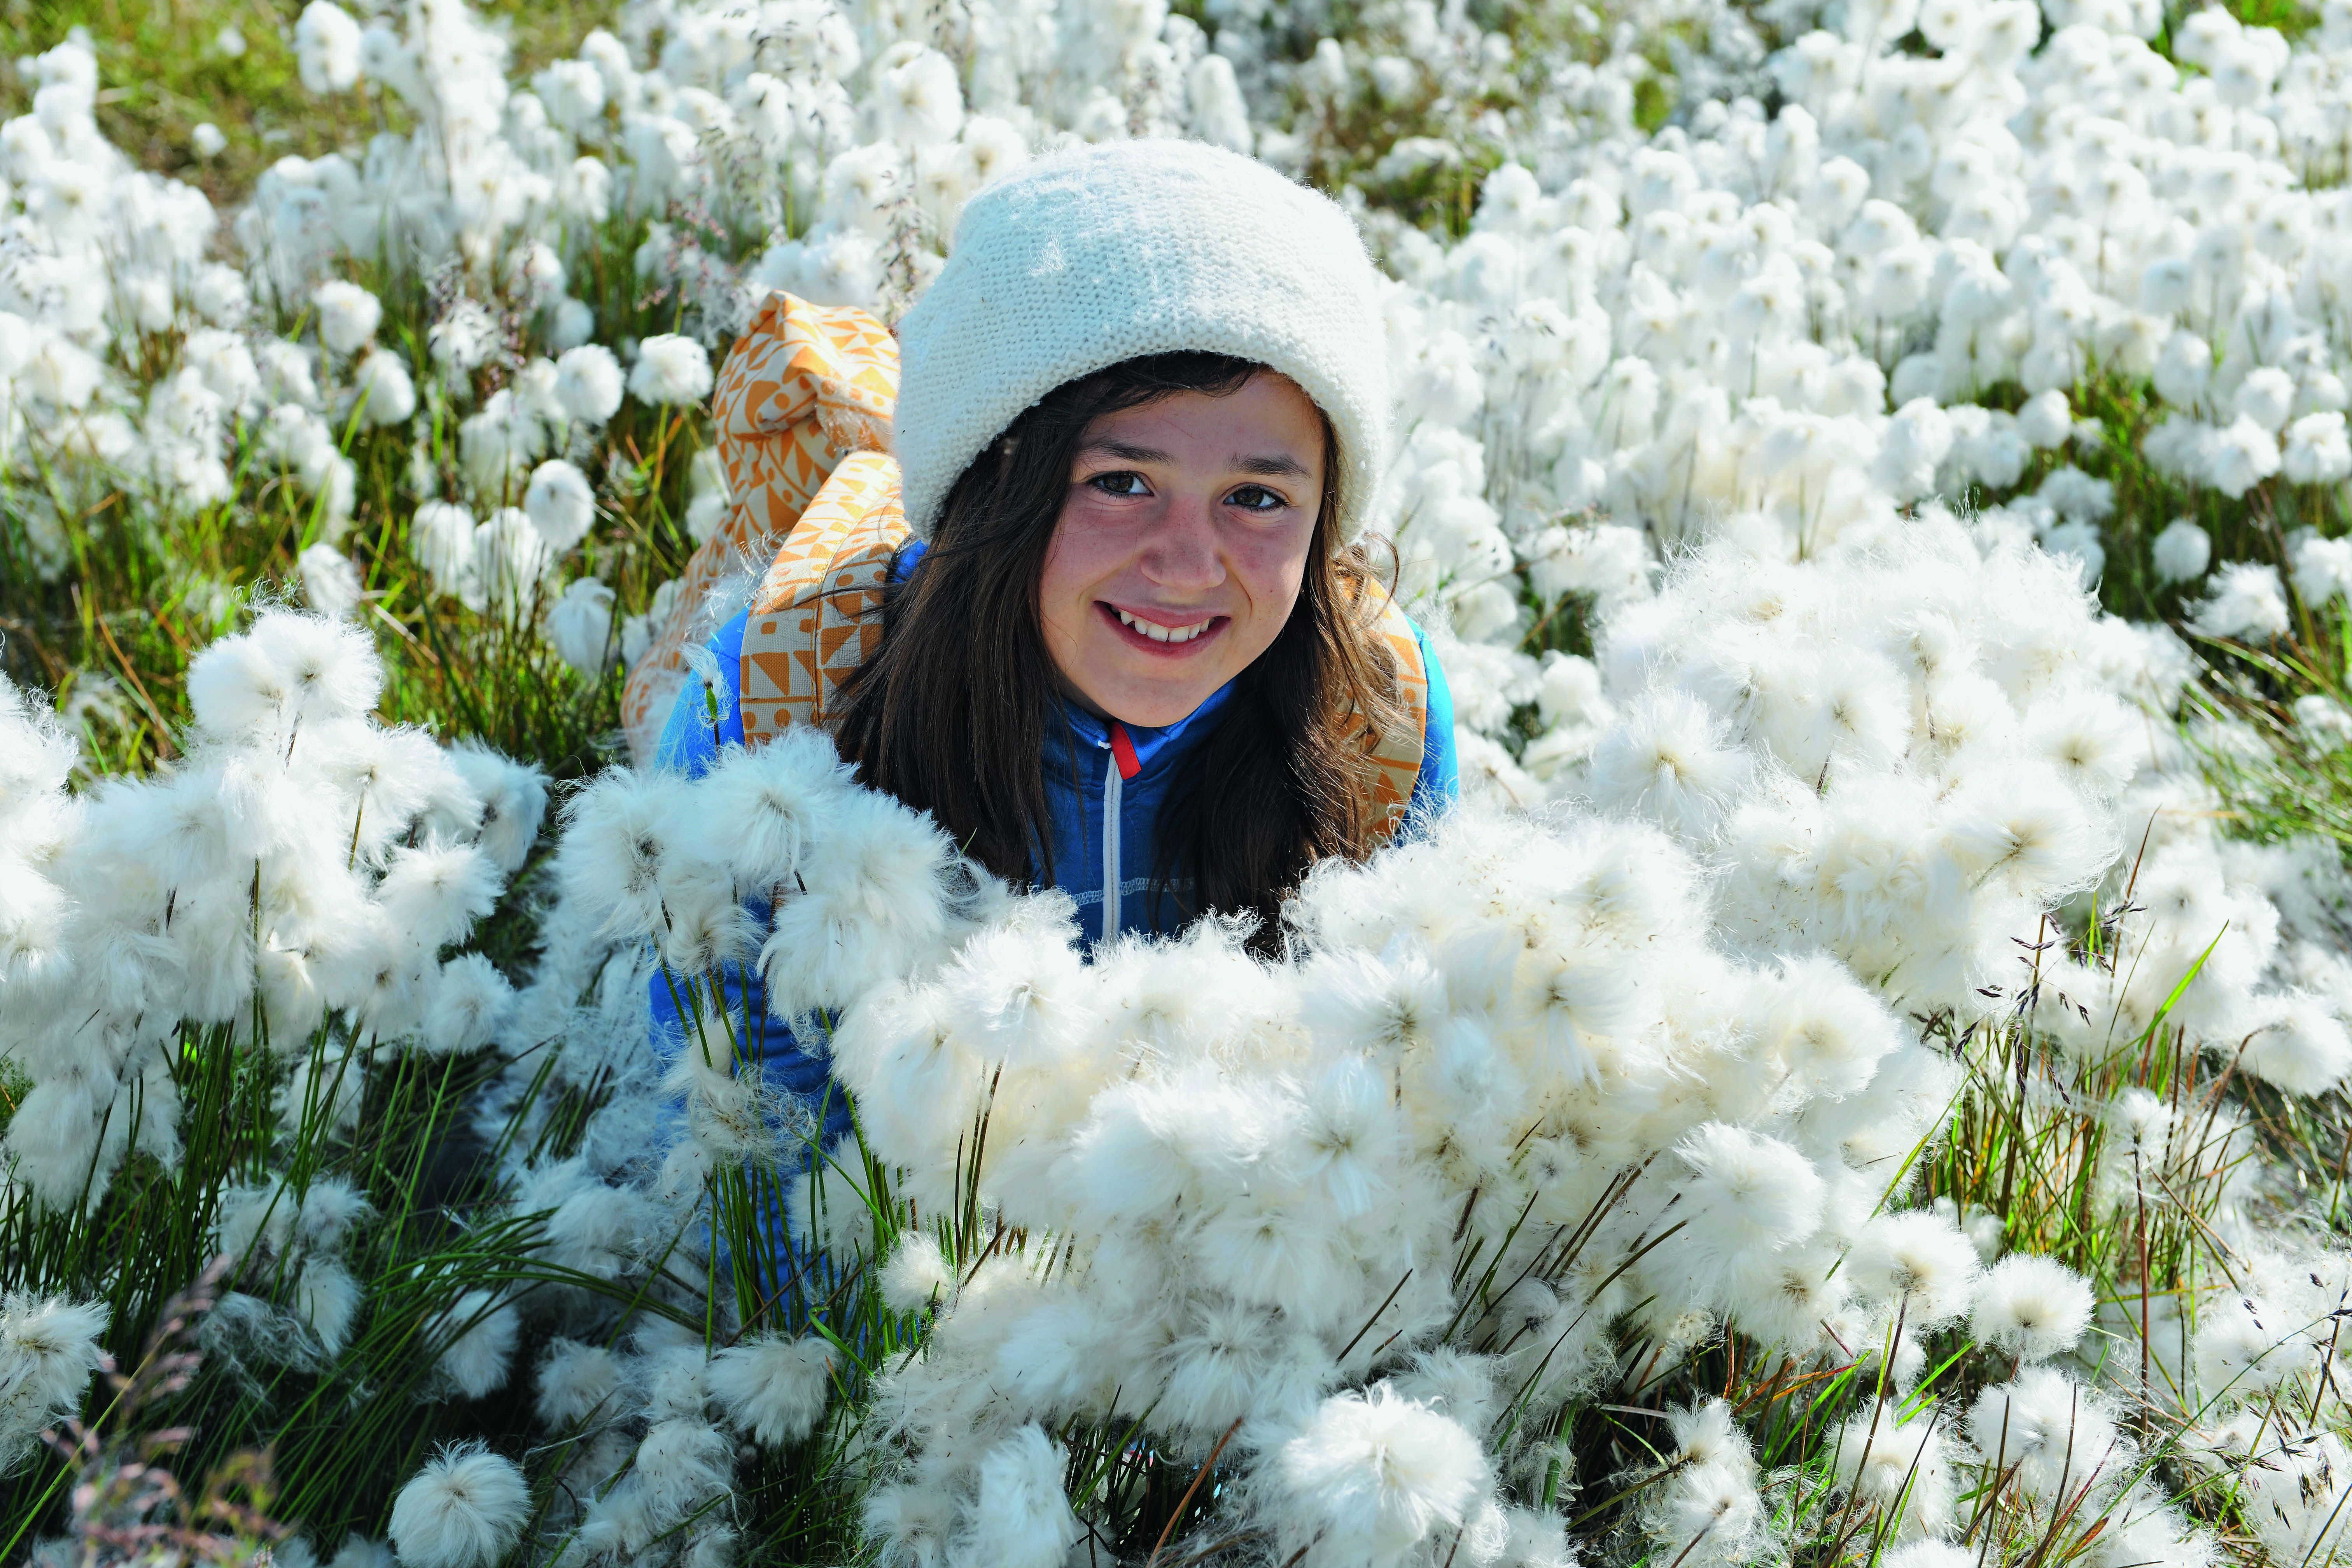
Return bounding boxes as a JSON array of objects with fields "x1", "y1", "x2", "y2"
[{"x1": 647, "y1": 542, "x2": 1458, "y2": 1228}]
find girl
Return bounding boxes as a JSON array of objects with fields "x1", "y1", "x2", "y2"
[{"x1": 634, "y1": 138, "x2": 1457, "y2": 1211}]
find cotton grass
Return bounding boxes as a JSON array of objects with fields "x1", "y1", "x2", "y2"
[
  {"x1": 17, "y1": 0, "x2": 2352, "y2": 1559},
  {"x1": 387, "y1": 1442, "x2": 530, "y2": 1568}
]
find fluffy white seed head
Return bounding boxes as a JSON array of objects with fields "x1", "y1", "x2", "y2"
[
  {"x1": 0, "y1": 1293, "x2": 109, "y2": 1473},
  {"x1": 1588, "y1": 688, "x2": 1749, "y2": 840},
  {"x1": 1832, "y1": 1402, "x2": 1954, "y2": 1538},
  {"x1": 882, "y1": 1232, "x2": 955, "y2": 1314},
  {"x1": 351, "y1": 349, "x2": 417, "y2": 426},
  {"x1": 523, "y1": 460, "x2": 597, "y2": 554},
  {"x1": 554, "y1": 344, "x2": 625, "y2": 424},
  {"x1": 953, "y1": 1424, "x2": 1078, "y2": 1568},
  {"x1": 1965, "y1": 1368, "x2": 2133, "y2": 1503},
  {"x1": 688, "y1": 725, "x2": 849, "y2": 892},
  {"x1": 1272, "y1": 1385, "x2": 1489, "y2": 1564},
  {"x1": 387, "y1": 1442, "x2": 531, "y2": 1568},
  {"x1": 1845, "y1": 1212, "x2": 1981, "y2": 1328},
  {"x1": 2152, "y1": 518, "x2": 2212, "y2": 583},
  {"x1": 708, "y1": 1333, "x2": 836, "y2": 1448},
  {"x1": 1674, "y1": 1123, "x2": 1827, "y2": 1274},
  {"x1": 313, "y1": 280, "x2": 381, "y2": 355},
  {"x1": 628, "y1": 334, "x2": 713, "y2": 406},
  {"x1": 1970, "y1": 1254, "x2": 2094, "y2": 1362},
  {"x1": 536, "y1": 1337, "x2": 626, "y2": 1430},
  {"x1": 427, "y1": 1290, "x2": 519, "y2": 1401}
]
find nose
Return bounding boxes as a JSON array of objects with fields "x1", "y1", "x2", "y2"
[{"x1": 1138, "y1": 490, "x2": 1223, "y2": 592}]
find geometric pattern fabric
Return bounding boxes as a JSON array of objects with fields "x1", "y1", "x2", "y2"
[{"x1": 620, "y1": 290, "x2": 900, "y2": 761}]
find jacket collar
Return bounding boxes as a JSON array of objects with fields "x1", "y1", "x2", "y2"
[{"x1": 1057, "y1": 680, "x2": 1236, "y2": 779}]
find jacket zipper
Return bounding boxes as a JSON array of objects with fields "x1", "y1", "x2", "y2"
[{"x1": 1101, "y1": 738, "x2": 1123, "y2": 941}]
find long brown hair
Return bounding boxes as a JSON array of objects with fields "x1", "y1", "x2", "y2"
[{"x1": 833, "y1": 354, "x2": 1408, "y2": 943}]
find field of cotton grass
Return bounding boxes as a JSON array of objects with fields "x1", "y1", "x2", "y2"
[{"x1": 15, "y1": 0, "x2": 2352, "y2": 1564}]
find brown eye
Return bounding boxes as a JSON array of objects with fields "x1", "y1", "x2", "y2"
[
  {"x1": 1226, "y1": 485, "x2": 1284, "y2": 512},
  {"x1": 1089, "y1": 472, "x2": 1151, "y2": 497}
]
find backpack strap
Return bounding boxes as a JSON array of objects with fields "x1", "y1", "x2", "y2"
[
  {"x1": 1360, "y1": 597, "x2": 1430, "y2": 840},
  {"x1": 620, "y1": 291, "x2": 898, "y2": 764},
  {"x1": 738, "y1": 450, "x2": 910, "y2": 741}
]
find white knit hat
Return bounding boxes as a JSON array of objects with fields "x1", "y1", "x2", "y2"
[{"x1": 893, "y1": 139, "x2": 1391, "y2": 546}]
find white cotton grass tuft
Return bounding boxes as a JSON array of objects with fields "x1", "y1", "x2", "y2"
[
  {"x1": 40, "y1": 7, "x2": 2352, "y2": 1561},
  {"x1": 760, "y1": 786, "x2": 957, "y2": 1020},
  {"x1": 952, "y1": 1425, "x2": 1080, "y2": 1568},
  {"x1": 2193, "y1": 1294, "x2": 2314, "y2": 1401},
  {"x1": 554, "y1": 344, "x2": 625, "y2": 424},
  {"x1": 881, "y1": 1231, "x2": 955, "y2": 1314},
  {"x1": 535, "y1": 1338, "x2": 626, "y2": 1431},
  {"x1": 313, "y1": 280, "x2": 382, "y2": 356},
  {"x1": 1844, "y1": 1212, "x2": 1982, "y2": 1330},
  {"x1": 554, "y1": 765, "x2": 686, "y2": 940},
  {"x1": 546, "y1": 579, "x2": 617, "y2": 679},
  {"x1": 351, "y1": 348, "x2": 417, "y2": 426},
  {"x1": 387, "y1": 1442, "x2": 531, "y2": 1568},
  {"x1": 1832, "y1": 1401, "x2": 1955, "y2": 1538},
  {"x1": 375, "y1": 843, "x2": 500, "y2": 952},
  {"x1": 325, "y1": 1536, "x2": 397, "y2": 1568},
  {"x1": 687, "y1": 725, "x2": 851, "y2": 891},
  {"x1": 707, "y1": 1333, "x2": 837, "y2": 1448},
  {"x1": 426, "y1": 1290, "x2": 520, "y2": 1401},
  {"x1": 1271, "y1": 1385, "x2": 1489, "y2": 1565},
  {"x1": 0, "y1": 1293, "x2": 110, "y2": 1473},
  {"x1": 2189, "y1": 562, "x2": 2291, "y2": 642},
  {"x1": 411, "y1": 500, "x2": 477, "y2": 597},
  {"x1": 1673, "y1": 1123, "x2": 1825, "y2": 1279},
  {"x1": 294, "y1": 1, "x2": 362, "y2": 93},
  {"x1": 627, "y1": 334, "x2": 713, "y2": 406},
  {"x1": 1755, "y1": 954, "x2": 1901, "y2": 1097},
  {"x1": 1965, "y1": 1368, "x2": 2134, "y2": 1503},
  {"x1": 250, "y1": 609, "x2": 383, "y2": 726},
  {"x1": 445, "y1": 741, "x2": 548, "y2": 875},
  {"x1": 1643, "y1": 1451, "x2": 1762, "y2": 1568},
  {"x1": 293, "y1": 1259, "x2": 362, "y2": 1355},
  {"x1": 1666, "y1": 1398, "x2": 1753, "y2": 1478},
  {"x1": 1587, "y1": 687, "x2": 1748, "y2": 839},
  {"x1": 2151, "y1": 518, "x2": 2212, "y2": 583},
  {"x1": 1970, "y1": 1254, "x2": 2094, "y2": 1362},
  {"x1": 2239, "y1": 991, "x2": 2352, "y2": 1096},
  {"x1": 522, "y1": 460, "x2": 597, "y2": 555}
]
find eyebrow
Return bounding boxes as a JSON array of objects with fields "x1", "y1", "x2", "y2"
[
  {"x1": 1232, "y1": 453, "x2": 1312, "y2": 478},
  {"x1": 1079, "y1": 439, "x2": 1312, "y2": 479}
]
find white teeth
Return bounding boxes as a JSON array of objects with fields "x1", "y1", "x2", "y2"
[{"x1": 1115, "y1": 607, "x2": 1211, "y2": 644}]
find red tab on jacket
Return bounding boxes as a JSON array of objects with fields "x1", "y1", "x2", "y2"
[{"x1": 1108, "y1": 721, "x2": 1141, "y2": 781}]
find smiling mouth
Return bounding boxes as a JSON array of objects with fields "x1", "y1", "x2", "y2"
[
  {"x1": 1114, "y1": 606, "x2": 1214, "y2": 644},
  {"x1": 1103, "y1": 603, "x2": 1224, "y2": 652}
]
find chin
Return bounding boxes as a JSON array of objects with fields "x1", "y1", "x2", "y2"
[
  {"x1": 1100, "y1": 671, "x2": 1224, "y2": 728},
  {"x1": 1111, "y1": 693, "x2": 1213, "y2": 728}
]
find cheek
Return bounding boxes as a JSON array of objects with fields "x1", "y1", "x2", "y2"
[
  {"x1": 1231, "y1": 526, "x2": 1314, "y2": 623},
  {"x1": 1038, "y1": 509, "x2": 1110, "y2": 618}
]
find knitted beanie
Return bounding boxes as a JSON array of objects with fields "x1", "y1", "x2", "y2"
[{"x1": 892, "y1": 139, "x2": 1391, "y2": 546}]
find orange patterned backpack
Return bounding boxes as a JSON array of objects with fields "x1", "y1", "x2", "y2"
[{"x1": 620, "y1": 292, "x2": 1432, "y2": 839}]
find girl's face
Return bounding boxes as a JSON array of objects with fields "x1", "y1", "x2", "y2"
[{"x1": 1038, "y1": 371, "x2": 1325, "y2": 728}]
